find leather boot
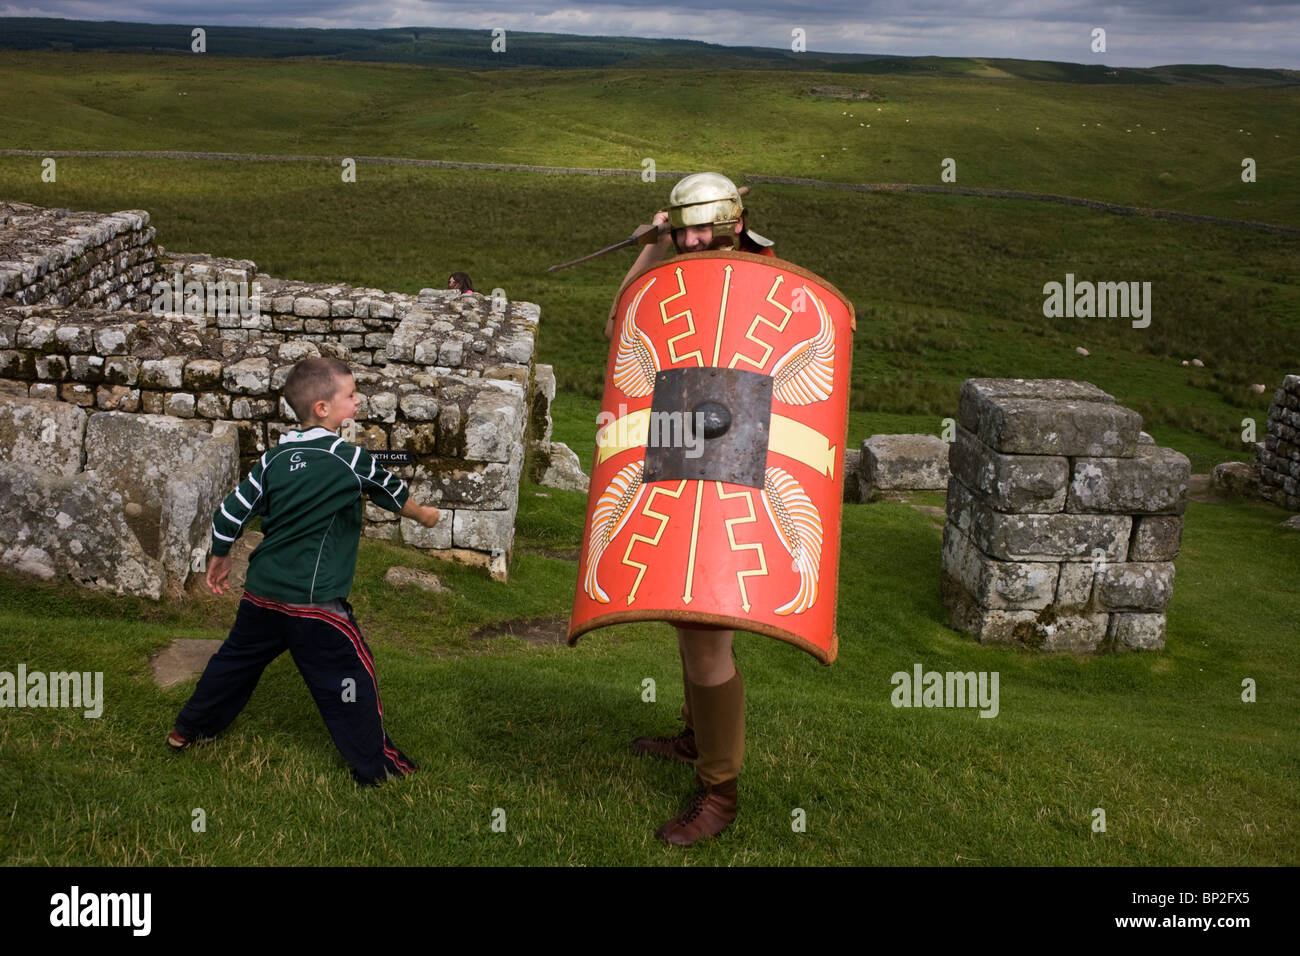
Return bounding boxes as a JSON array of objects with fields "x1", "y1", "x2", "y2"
[
  {"x1": 691, "y1": 669, "x2": 744, "y2": 785},
  {"x1": 655, "y1": 775, "x2": 738, "y2": 846},
  {"x1": 655, "y1": 670, "x2": 744, "y2": 846},
  {"x1": 632, "y1": 726, "x2": 698, "y2": 763},
  {"x1": 632, "y1": 658, "x2": 698, "y2": 764}
]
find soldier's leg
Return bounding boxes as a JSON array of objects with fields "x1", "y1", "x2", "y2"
[
  {"x1": 677, "y1": 628, "x2": 743, "y2": 784},
  {"x1": 632, "y1": 636, "x2": 698, "y2": 762},
  {"x1": 657, "y1": 627, "x2": 743, "y2": 846},
  {"x1": 173, "y1": 597, "x2": 288, "y2": 741}
]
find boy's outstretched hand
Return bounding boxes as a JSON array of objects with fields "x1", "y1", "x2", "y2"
[
  {"x1": 400, "y1": 498, "x2": 441, "y2": 528},
  {"x1": 206, "y1": 553, "x2": 232, "y2": 595}
]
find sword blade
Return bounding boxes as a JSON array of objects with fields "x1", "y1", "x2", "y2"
[
  {"x1": 547, "y1": 236, "x2": 637, "y2": 273},
  {"x1": 547, "y1": 223, "x2": 666, "y2": 273}
]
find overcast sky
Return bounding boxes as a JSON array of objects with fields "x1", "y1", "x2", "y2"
[{"x1": 4, "y1": 1, "x2": 1298, "y2": 69}]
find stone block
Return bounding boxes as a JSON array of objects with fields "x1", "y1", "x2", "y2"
[
  {"x1": 417, "y1": 445, "x2": 523, "y2": 510},
  {"x1": 223, "y1": 357, "x2": 271, "y2": 395},
  {"x1": 293, "y1": 297, "x2": 330, "y2": 318},
  {"x1": 1129, "y1": 515, "x2": 1183, "y2": 561},
  {"x1": 842, "y1": 448, "x2": 861, "y2": 503},
  {"x1": 1108, "y1": 613, "x2": 1166, "y2": 651},
  {"x1": 231, "y1": 397, "x2": 275, "y2": 420},
  {"x1": 0, "y1": 395, "x2": 87, "y2": 475},
  {"x1": 165, "y1": 392, "x2": 196, "y2": 418},
  {"x1": 860, "y1": 434, "x2": 950, "y2": 498},
  {"x1": 465, "y1": 388, "x2": 524, "y2": 463},
  {"x1": 35, "y1": 353, "x2": 68, "y2": 380},
  {"x1": 0, "y1": 350, "x2": 36, "y2": 380},
  {"x1": 941, "y1": 524, "x2": 1058, "y2": 609},
  {"x1": 398, "y1": 391, "x2": 439, "y2": 422},
  {"x1": 1093, "y1": 562, "x2": 1175, "y2": 612},
  {"x1": 277, "y1": 341, "x2": 321, "y2": 363},
  {"x1": 390, "y1": 421, "x2": 438, "y2": 456},
  {"x1": 453, "y1": 508, "x2": 515, "y2": 553},
  {"x1": 0, "y1": 463, "x2": 165, "y2": 599},
  {"x1": 947, "y1": 477, "x2": 1129, "y2": 562},
  {"x1": 69, "y1": 354, "x2": 106, "y2": 383},
  {"x1": 60, "y1": 383, "x2": 95, "y2": 407},
  {"x1": 103, "y1": 355, "x2": 141, "y2": 385},
  {"x1": 96, "y1": 385, "x2": 139, "y2": 411},
  {"x1": 17, "y1": 316, "x2": 58, "y2": 349},
  {"x1": 362, "y1": 522, "x2": 401, "y2": 542},
  {"x1": 399, "y1": 508, "x2": 453, "y2": 549},
  {"x1": 141, "y1": 355, "x2": 185, "y2": 390},
  {"x1": 273, "y1": 316, "x2": 304, "y2": 333},
  {"x1": 1214, "y1": 461, "x2": 1261, "y2": 498},
  {"x1": 1054, "y1": 562, "x2": 1095, "y2": 610},
  {"x1": 948, "y1": 424, "x2": 1067, "y2": 512},
  {"x1": 528, "y1": 363, "x2": 556, "y2": 445},
  {"x1": 943, "y1": 575, "x2": 1107, "y2": 651},
  {"x1": 958, "y1": 378, "x2": 1139, "y2": 456},
  {"x1": 196, "y1": 392, "x2": 231, "y2": 419},
  {"x1": 1067, "y1": 446, "x2": 1190, "y2": 515}
]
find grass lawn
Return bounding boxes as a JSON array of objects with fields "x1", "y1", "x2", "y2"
[{"x1": 1, "y1": 470, "x2": 1295, "y2": 866}]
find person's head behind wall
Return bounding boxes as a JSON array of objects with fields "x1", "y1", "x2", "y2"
[
  {"x1": 448, "y1": 272, "x2": 473, "y2": 293},
  {"x1": 666, "y1": 172, "x2": 773, "y2": 254}
]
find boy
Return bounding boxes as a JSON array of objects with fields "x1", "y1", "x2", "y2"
[{"x1": 167, "y1": 357, "x2": 441, "y2": 785}]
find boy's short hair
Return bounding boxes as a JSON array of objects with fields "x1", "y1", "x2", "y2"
[{"x1": 283, "y1": 357, "x2": 352, "y2": 422}]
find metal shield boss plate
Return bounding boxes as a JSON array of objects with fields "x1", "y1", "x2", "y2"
[{"x1": 569, "y1": 252, "x2": 855, "y2": 664}]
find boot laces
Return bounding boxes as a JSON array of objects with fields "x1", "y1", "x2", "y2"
[{"x1": 678, "y1": 786, "x2": 711, "y2": 824}]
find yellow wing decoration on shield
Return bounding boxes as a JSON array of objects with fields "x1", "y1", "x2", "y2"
[
  {"x1": 761, "y1": 466, "x2": 824, "y2": 615},
  {"x1": 612, "y1": 279, "x2": 661, "y2": 398},
  {"x1": 770, "y1": 287, "x2": 835, "y2": 406},
  {"x1": 583, "y1": 460, "x2": 646, "y2": 603}
]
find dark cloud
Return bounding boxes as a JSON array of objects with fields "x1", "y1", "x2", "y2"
[{"x1": 2, "y1": 0, "x2": 1296, "y2": 67}]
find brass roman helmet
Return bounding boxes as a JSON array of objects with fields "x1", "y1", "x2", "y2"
[{"x1": 667, "y1": 172, "x2": 772, "y2": 251}]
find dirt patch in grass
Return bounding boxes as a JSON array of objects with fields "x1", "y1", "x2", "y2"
[{"x1": 470, "y1": 616, "x2": 569, "y2": 646}]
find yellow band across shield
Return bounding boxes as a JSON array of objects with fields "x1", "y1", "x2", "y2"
[{"x1": 596, "y1": 409, "x2": 836, "y2": 478}]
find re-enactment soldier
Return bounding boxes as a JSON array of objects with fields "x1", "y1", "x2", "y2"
[{"x1": 571, "y1": 173, "x2": 855, "y2": 846}]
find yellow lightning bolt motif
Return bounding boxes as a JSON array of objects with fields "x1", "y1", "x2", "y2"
[
  {"x1": 729, "y1": 274, "x2": 793, "y2": 372},
  {"x1": 622, "y1": 481, "x2": 688, "y2": 605},
  {"x1": 714, "y1": 482, "x2": 769, "y2": 613},
  {"x1": 710, "y1": 264, "x2": 733, "y2": 367},
  {"x1": 659, "y1": 267, "x2": 704, "y2": 366},
  {"x1": 682, "y1": 480, "x2": 705, "y2": 605}
]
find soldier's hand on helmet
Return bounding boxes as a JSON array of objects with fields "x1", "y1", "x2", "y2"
[{"x1": 650, "y1": 209, "x2": 673, "y2": 247}]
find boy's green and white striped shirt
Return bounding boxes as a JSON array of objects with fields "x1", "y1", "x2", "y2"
[{"x1": 211, "y1": 426, "x2": 410, "y2": 603}]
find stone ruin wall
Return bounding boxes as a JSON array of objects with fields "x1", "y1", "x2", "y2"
[
  {"x1": 1256, "y1": 374, "x2": 1300, "y2": 511},
  {"x1": 0, "y1": 203, "x2": 156, "y2": 312},
  {"x1": 0, "y1": 397, "x2": 239, "y2": 599},
  {"x1": 0, "y1": 200, "x2": 555, "y2": 593},
  {"x1": 941, "y1": 379, "x2": 1190, "y2": 653}
]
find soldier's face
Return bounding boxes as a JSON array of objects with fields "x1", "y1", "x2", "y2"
[{"x1": 675, "y1": 221, "x2": 742, "y2": 252}]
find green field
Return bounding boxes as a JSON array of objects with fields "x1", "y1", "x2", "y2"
[{"x1": 0, "y1": 49, "x2": 1297, "y2": 866}]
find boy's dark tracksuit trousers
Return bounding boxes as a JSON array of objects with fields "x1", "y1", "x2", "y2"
[{"x1": 174, "y1": 591, "x2": 417, "y2": 785}]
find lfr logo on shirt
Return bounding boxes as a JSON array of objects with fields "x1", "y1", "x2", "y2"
[{"x1": 289, "y1": 451, "x2": 307, "y2": 473}]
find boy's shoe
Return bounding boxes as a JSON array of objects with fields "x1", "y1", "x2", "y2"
[
  {"x1": 166, "y1": 729, "x2": 206, "y2": 752},
  {"x1": 655, "y1": 776, "x2": 738, "y2": 847},
  {"x1": 632, "y1": 727, "x2": 698, "y2": 764}
]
